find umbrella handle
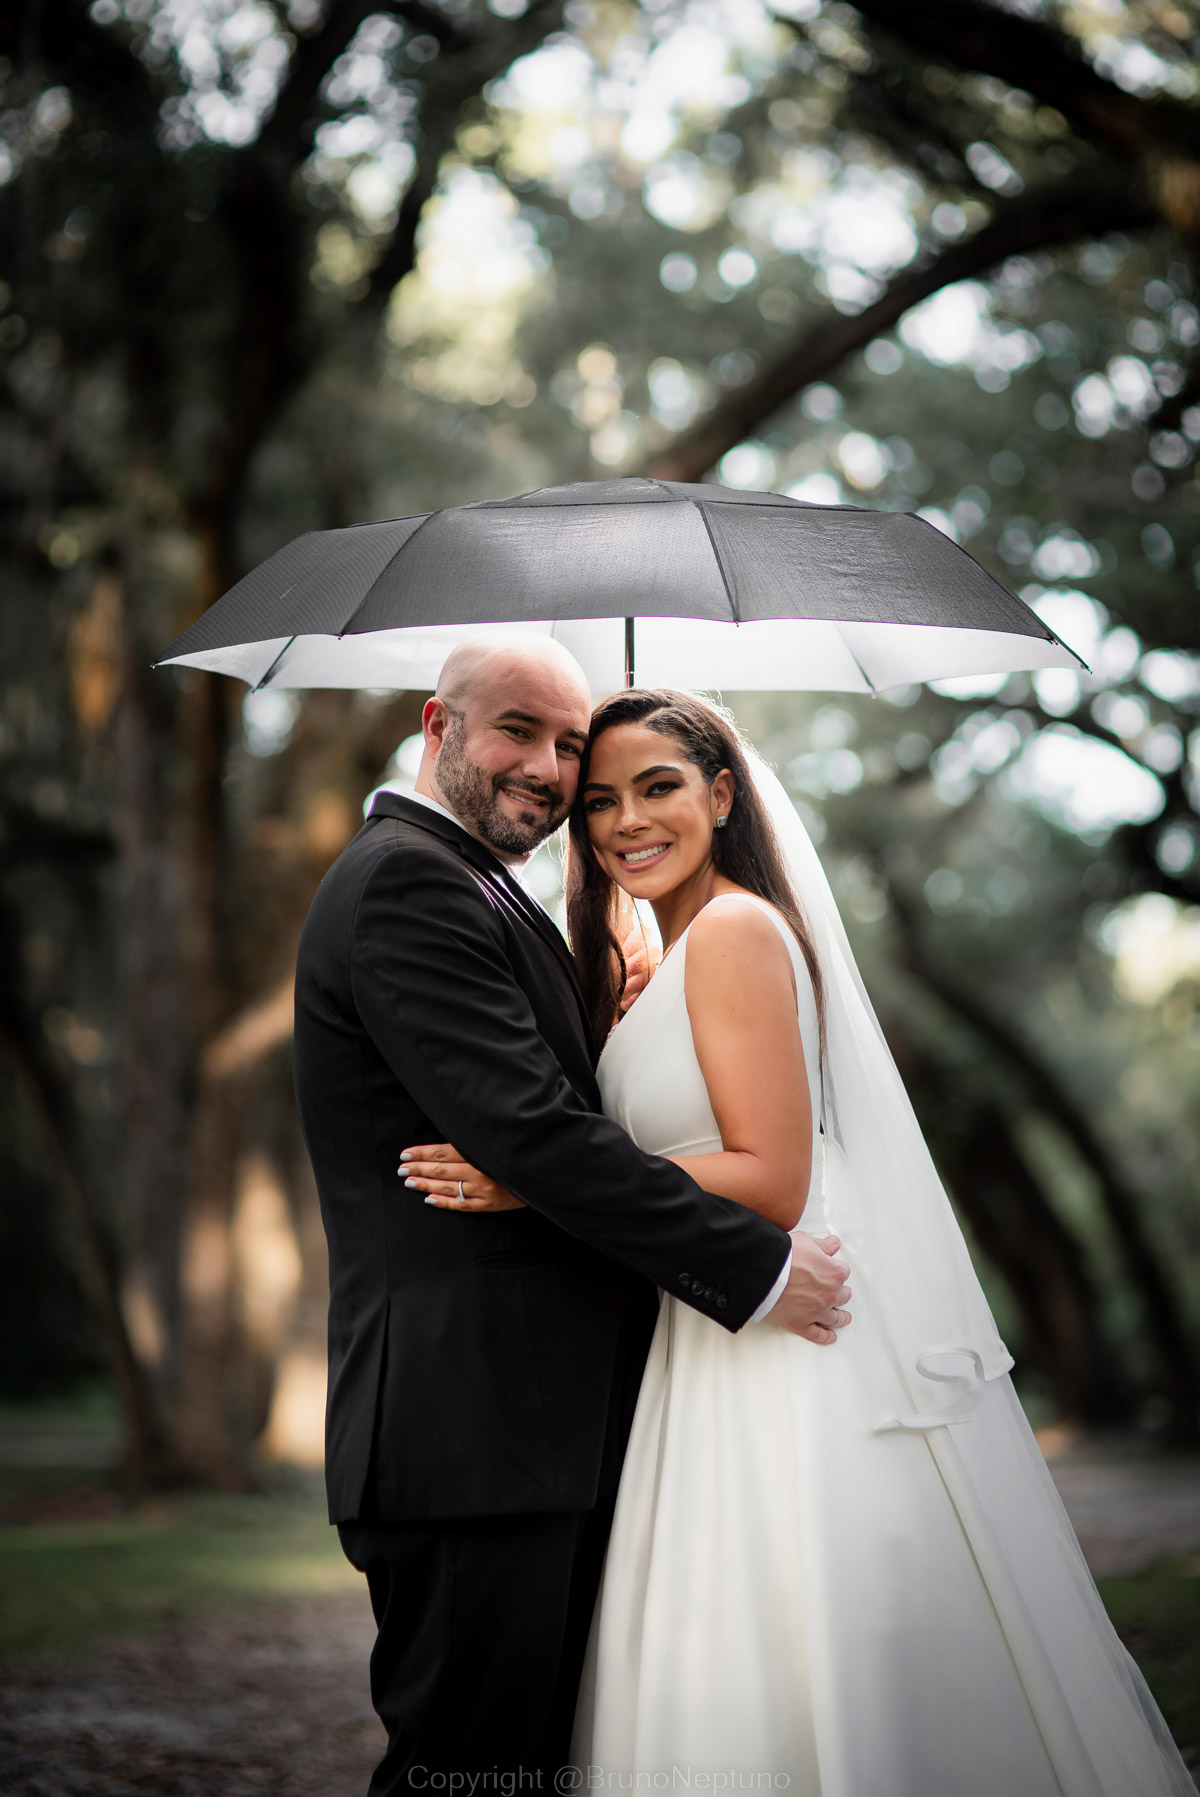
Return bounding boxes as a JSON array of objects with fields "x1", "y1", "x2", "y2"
[{"x1": 624, "y1": 617, "x2": 635, "y2": 689}]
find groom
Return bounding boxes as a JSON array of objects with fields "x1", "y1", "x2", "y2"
[{"x1": 293, "y1": 635, "x2": 850, "y2": 1793}]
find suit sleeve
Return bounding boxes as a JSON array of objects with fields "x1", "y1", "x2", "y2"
[{"x1": 350, "y1": 847, "x2": 790, "y2": 1332}]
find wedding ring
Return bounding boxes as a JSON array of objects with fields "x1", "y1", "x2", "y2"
[{"x1": 456, "y1": 1180, "x2": 466, "y2": 1206}]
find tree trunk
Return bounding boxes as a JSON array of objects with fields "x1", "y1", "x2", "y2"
[
  {"x1": 889, "y1": 889, "x2": 1200, "y2": 1443},
  {"x1": 174, "y1": 1074, "x2": 257, "y2": 1484},
  {"x1": 891, "y1": 1029, "x2": 1131, "y2": 1426},
  {"x1": 114, "y1": 563, "x2": 196, "y2": 1467},
  {"x1": 0, "y1": 1005, "x2": 171, "y2": 1488}
]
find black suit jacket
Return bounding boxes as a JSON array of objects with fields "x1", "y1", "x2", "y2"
[{"x1": 293, "y1": 793, "x2": 790, "y2": 1523}]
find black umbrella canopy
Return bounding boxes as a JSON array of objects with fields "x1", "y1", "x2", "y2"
[{"x1": 157, "y1": 478, "x2": 1083, "y2": 693}]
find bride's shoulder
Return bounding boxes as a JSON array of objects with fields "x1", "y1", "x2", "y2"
[{"x1": 685, "y1": 893, "x2": 792, "y2": 975}]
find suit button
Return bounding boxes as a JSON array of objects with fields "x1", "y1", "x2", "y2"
[
  {"x1": 716, "y1": 1295, "x2": 729, "y2": 1311},
  {"x1": 678, "y1": 1272, "x2": 692, "y2": 1290},
  {"x1": 690, "y1": 1277, "x2": 706, "y2": 1296},
  {"x1": 703, "y1": 1286, "x2": 716, "y2": 1301}
]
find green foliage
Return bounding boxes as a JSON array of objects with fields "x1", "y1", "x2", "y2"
[{"x1": 2, "y1": 0, "x2": 1199, "y2": 1455}]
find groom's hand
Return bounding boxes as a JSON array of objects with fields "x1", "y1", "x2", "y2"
[{"x1": 767, "y1": 1234, "x2": 851, "y2": 1346}]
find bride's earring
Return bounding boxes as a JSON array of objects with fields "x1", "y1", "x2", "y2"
[{"x1": 715, "y1": 814, "x2": 728, "y2": 829}]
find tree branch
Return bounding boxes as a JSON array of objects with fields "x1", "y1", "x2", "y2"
[
  {"x1": 844, "y1": 68, "x2": 986, "y2": 192},
  {"x1": 645, "y1": 170, "x2": 1153, "y2": 482},
  {"x1": 850, "y1": 0, "x2": 1200, "y2": 167},
  {"x1": 884, "y1": 1022, "x2": 1130, "y2": 1424},
  {"x1": 202, "y1": 974, "x2": 295, "y2": 1079},
  {"x1": 1015, "y1": 697, "x2": 1199, "y2": 901},
  {"x1": 888, "y1": 879, "x2": 1200, "y2": 1442},
  {"x1": 254, "y1": 0, "x2": 381, "y2": 162},
  {"x1": 365, "y1": 0, "x2": 567, "y2": 307},
  {"x1": 195, "y1": 0, "x2": 566, "y2": 566},
  {"x1": 0, "y1": 0, "x2": 161, "y2": 121},
  {"x1": 192, "y1": 1, "x2": 405, "y2": 561},
  {"x1": 1147, "y1": 359, "x2": 1200, "y2": 433}
]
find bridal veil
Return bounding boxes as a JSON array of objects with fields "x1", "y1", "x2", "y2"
[{"x1": 746, "y1": 746, "x2": 1193, "y2": 1797}]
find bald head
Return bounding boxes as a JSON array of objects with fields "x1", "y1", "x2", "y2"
[
  {"x1": 436, "y1": 634, "x2": 591, "y2": 715},
  {"x1": 415, "y1": 634, "x2": 593, "y2": 857}
]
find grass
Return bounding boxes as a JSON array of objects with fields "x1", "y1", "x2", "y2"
[
  {"x1": 1098, "y1": 1555, "x2": 1200, "y2": 1753},
  {"x1": 0, "y1": 1396, "x2": 1196, "y2": 1758},
  {"x1": 0, "y1": 1489, "x2": 1196, "y2": 1757},
  {"x1": 0, "y1": 1480, "x2": 361, "y2": 1659}
]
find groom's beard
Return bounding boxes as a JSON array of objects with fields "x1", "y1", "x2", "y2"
[{"x1": 435, "y1": 718, "x2": 568, "y2": 856}]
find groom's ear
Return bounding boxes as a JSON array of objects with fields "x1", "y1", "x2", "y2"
[{"x1": 422, "y1": 696, "x2": 451, "y2": 755}]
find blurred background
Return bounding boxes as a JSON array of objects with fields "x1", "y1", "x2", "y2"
[{"x1": 1, "y1": 0, "x2": 1199, "y2": 1786}]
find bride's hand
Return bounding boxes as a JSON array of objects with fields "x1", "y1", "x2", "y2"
[
  {"x1": 400, "y1": 1144, "x2": 526, "y2": 1212},
  {"x1": 619, "y1": 925, "x2": 659, "y2": 1011}
]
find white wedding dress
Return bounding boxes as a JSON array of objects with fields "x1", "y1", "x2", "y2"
[{"x1": 572, "y1": 892, "x2": 1193, "y2": 1796}]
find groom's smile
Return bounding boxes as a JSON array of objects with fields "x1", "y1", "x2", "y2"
[
  {"x1": 413, "y1": 638, "x2": 592, "y2": 858},
  {"x1": 499, "y1": 780, "x2": 554, "y2": 816}
]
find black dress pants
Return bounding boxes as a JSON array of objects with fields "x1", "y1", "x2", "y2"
[{"x1": 338, "y1": 1498, "x2": 615, "y2": 1797}]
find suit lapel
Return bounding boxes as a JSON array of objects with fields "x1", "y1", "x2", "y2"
[
  {"x1": 370, "y1": 792, "x2": 591, "y2": 1032},
  {"x1": 493, "y1": 872, "x2": 596, "y2": 1058},
  {"x1": 459, "y1": 841, "x2": 584, "y2": 998},
  {"x1": 494, "y1": 867, "x2": 575, "y2": 969}
]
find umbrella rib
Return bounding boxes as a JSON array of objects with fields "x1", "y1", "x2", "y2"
[
  {"x1": 254, "y1": 635, "x2": 298, "y2": 689},
  {"x1": 339, "y1": 511, "x2": 438, "y2": 636},
  {"x1": 1031, "y1": 609, "x2": 1090, "y2": 670},
  {"x1": 691, "y1": 499, "x2": 740, "y2": 626},
  {"x1": 835, "y1": 627, "x2": 879, "y2": 695},
  {"x1": 902, "y1": 510, "x2": 1085, "y2": 662}
]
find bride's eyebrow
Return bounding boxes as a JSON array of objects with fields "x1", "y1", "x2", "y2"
[{"x1": 583, "y1": 763, "x2": 682, "y2": 792}]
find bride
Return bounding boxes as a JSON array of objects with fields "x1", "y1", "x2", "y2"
[{"x1": 410, "y1": 687, "x2": 1192, "y2": 1795}]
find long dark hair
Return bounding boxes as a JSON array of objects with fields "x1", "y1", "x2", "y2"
[{"x1": 566, "y1": 688, "x2": 825, "y2": 1054}]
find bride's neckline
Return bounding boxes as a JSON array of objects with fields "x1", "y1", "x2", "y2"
[{"x1": 601, "y1": 892, "x2": 781, "y2": 1061}]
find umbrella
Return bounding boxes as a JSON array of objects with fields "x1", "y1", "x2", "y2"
[{"x1": 156, "y1": 477, "x2": 1084, "y2": 692}]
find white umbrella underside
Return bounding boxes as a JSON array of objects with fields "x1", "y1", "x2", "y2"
[{"x1": 161, "y1": 616, "x2": 1079, "y2": 696}]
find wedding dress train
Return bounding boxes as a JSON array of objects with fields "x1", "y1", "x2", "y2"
[{"x1": 572, "y1": 892, "x2": 1192, "y2": 1796}]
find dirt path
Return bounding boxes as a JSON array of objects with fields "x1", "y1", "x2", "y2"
[
  {"x1": 0, "y1": 1593, "x2": 381, "y2": 1797},
  {"x1": 1048, "y1": 1446, "x2": 1200, "y2": 1578},
  {"x1": 2, "y1": 1448, "x2": 1198, "y2": 1796}
]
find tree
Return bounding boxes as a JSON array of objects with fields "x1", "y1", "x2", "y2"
[
  {"x1": 2, "y1": 0, "x2": 1197, "y2": 1472},
  {"x1": 0, "y1": 0, "x2": 567, "y2": 1480},
  {"x1": 649, "y1": 0, "x2": 1200, "y2": 487}
]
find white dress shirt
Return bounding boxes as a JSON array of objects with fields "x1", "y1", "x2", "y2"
[
  {"x1": 747, "y1": 1253, "x2": 790, "y2": 1323},
  {"x1": 399, "y1": 788, "x2": 530, "y2": 868}
]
